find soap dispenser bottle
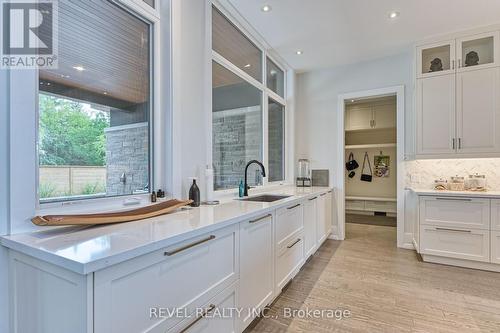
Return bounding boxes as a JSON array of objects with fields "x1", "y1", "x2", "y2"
[
  {"x1": 189, "y1": 179, "x2": 201, "y2": 207},
  {"x1": 239, "y1": 180, "x2": 245, "y2": 198}
]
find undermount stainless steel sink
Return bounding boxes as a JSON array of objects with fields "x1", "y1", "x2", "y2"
[{"x1": 239, "y1": 194, "x2": 291, "y2": 202}]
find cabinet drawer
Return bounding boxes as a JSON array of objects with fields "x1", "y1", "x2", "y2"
[
  {"x1": 94, "y1": 225, "x2": 238, "y2": 333},
  {"x1": 420, "y1": 225, "x2": 489, "y2": 262},
  {"x1": 491, "y1": 231, "x2": 500, "y2": 264},
  {"x1": 173, "y1": 282, "x2": 238, "y2": 333},
  {"x1": 491, "y1": 200, "x2": 500, "y2": 231},
  {"x1": 276, "y1": 203, "x2": 303, "y2": 248},
  {"x1": 276, "y1": 232, "x2": 304, "y2": 290},
  {"x1": 419, "y1": 196, "x2": 490, "y2": 230},
  {"x1": 365, "y1": 200, "x2": 396, "y2": 213},
  {"x1": 346, "y1": 200, "x2": 365, "y2": 211}
]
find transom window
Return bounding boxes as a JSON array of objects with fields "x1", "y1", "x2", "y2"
[
  {"x1": 211, "y1": 5, "x2": 286, "y2": 190},
  {"x1": 38, "y1": 0, "x2": 152, "y2": 203}
]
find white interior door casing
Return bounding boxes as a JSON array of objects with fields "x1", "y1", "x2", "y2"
[
  {"x1": 456, "y1": 67, "x2": 500, "y2": 154},
  {"x1": 416, "y1": 74, "x2": 456, "y2": 155}
]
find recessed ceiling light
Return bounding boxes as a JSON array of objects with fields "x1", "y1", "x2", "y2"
[
  {"x1": 388, "y1": 11, "x2": 400, "y2": 19},
  {"x1": 103, "y1": 91, "x2": 108, "y2": 95},
  {"x1": 73, "y1": 66, "x2": 85, "y2": 71},
  {"x1": 261, "y1": 5, "x2": 271, "y2": 12},
  {"x1": 244, "y1": 64, "x2": 251, "y2": 68},
  {"x1": 296, "y1": 50, "x2": 303, "y2": 55},
  {"x1": 351, "y1": 99, "x2": 355, "y2": 103}
]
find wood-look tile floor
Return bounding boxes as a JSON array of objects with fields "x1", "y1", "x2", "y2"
[{"x1": 245, "y1": 223, "x2": 500, "y2": 333}]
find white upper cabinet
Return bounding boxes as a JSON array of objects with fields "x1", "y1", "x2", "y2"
[
  {"x1": 416, "y1": 27, "x2": 500, "y2": 158},
  {"x1": 457, "y1": 67, "x2": 500, "y2": 154},
  {"x1": 372, "y1": 103, "x2": 396, "y2": 129},
  {"x1": 345, "y1": 105, "x2": 373, "y2": 131},
  {"x1": 417, "y1": 40, "x2": 456, "y2": 79},
  {"x1": 456, "y1": 31, "x2": 500, "y2": 72},
  {"x1": 416, "y1": 74, "x2": 456, "y2": 155}
]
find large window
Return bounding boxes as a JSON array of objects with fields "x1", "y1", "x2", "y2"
[
  {"x1": 38, "y1": 0, "x2": 152, "y2": 202},
  {"x1": 212, "y1": 6, "x2": 287, "y2": 190}
]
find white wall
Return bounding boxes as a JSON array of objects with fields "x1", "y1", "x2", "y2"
[
  {"x1": 170, "y1": 0, "x2": 211, "y2": 200},
  {"x1": 295, "y1": 51, "x2": 414, "y2": 186}
]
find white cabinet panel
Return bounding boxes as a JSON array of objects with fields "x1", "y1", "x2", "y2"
[
  {"x1": 175, "y1": 283, "x2": 238, "y2": 333},
  {"x1": 316, "y1": 194, "x2": 328, "y2": 245},
  {"x1": 491, "y1": 231, "x2": 500, "y2": 264},
  {"x1": 419, "y1": 196, "x2": 490, "y2": 230},
  {"x1": 416, "y1": 75, "x2": 456, "y2": 155},
  {"x1": 417, "y1": 40, "x2": 456, "y2": 78},
  {"x1": 373, "y1": 104, "x2": 396, "y2": 129},
  {"x1": 303, "y1": 197, "x2": 318, "y2": 259},
  {"x1": 457, "y1": 31, "x2": 500, "y2": 71},
  {"x1": 239, "y1": 214, "x2": 274, "y2": 330},
  {"x1": 276, "y1": 232, "x2": 304, "y2": 290},
  {"x1": 491, "y1": 199, "x2": 500, "y2": 231},
  {"x1": 456, "y1": 67, "x2": 500, "y2": 154},
  {"x1": 420, "y1": 225, "x2": 490, "y2": 262},
  {"x1": 275, "y1": 203, "x2": 303, "y2": 249},
  {"x1": 345, "y1": 106, "x2": 372, "y2": 131},
  {"x1": 325, "y1": 191, "x2": 333, "y2": 235},
  {"x1": 94, "y1": 226, "x2": 238, "y2": 333}
]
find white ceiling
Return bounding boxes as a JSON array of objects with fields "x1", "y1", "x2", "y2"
[{"x1": 228, "y1": 0, "x2": 500, "y2": 72}]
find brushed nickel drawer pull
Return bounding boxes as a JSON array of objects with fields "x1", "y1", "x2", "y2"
[
  {"x1": 164, "y1": 235, "x2": 216, "y2": 256},
  {"x1": 287, "y1": 238, "x2": 301, "y2": 249},
  {"x1": 180, "y1": 304, "x2": 216, "y2": 333},
  {"x1": 435, "y1": 197, "x2": 472, "y2": 202},
  {"x1": 435, "y1": 227, "x2": 472, "y2": 233},
  {"x1": 320, "y1": 193, "x2": 326, "y2": 197},
  {"x1": 249, "y1": 214, "x2": 272, "y2": 224},
  {"x1": 287, "y1": 204, "x2": 301, "y2": 210},
  {"x1": 328, "y1": 190, "x2": 333, "y2": 193},
  {"x1": 308, "y1": 197, "x2": 318, "y2": 201}
]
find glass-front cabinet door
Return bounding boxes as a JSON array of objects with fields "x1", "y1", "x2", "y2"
[
  {"x1": 417, "y1": 40, "x2": 456, "y2": 78},
  {"x1": 456, "y1": 31, "x2": 500, "y2": 72}
]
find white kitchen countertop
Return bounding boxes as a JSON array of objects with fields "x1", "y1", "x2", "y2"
[
  {"x1": 1, "y1": 186, "x2": 332, "y2": 275},
  {"x1": 409, "y1": 188, "x2": 500, "y2": 198}
]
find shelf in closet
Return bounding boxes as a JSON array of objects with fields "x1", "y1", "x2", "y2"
[
  {"x1": 345, "y1": 143, "x2": 396, "y2": 150},
  {"x1": 346, "y1": 196, "x2": 397, "y2": 202}
]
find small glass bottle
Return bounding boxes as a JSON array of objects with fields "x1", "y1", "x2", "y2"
[
  {"x1": 239, "y1": 180, "x2": 245, "y2": 198},
  {"x1": 189, "y1": 179, "x2": 200, "y2": 207}
]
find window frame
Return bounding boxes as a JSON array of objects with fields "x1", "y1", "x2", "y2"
[
  {"x1": 210, "y1": 1, "x2": 290, "y2": 194},
  {"x1": 8, "y1": 0, "x2": 164, "y2": 225}
]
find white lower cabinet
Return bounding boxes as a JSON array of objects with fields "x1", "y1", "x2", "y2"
[
  {"x1": 491, "y1": 231, "x2": 500, "y2": 264},
  {"x1": 8, "y1": 190, "x2": 334, "y2": 333},
  {"x1": 94, "y1": 225, "x2": 239, "y2": 333},
  {"x1": 316, "y1": 194, "x2": 327, "y2": 245},
  {"x1": 418, "y1": 195, "x2": 500, "y2": 269},
  {"x1": 419, "y1": 196, "x2": 490, "y2": 230},
  {"x1": 174, "y1": 282, "x2": 239, "y2": 333},
  {"x1": 276, "y1": 231, "x2": 304, "y2": 291},
  {"x1": 325, "y1": 191, "x2": 333, "y2": 235},
  {"x1": 303, "y1": 196, "x2": 318, "y2": 259},
  {"x1": 238, "y1": 214, "x2": 274, "y2": 331},
  {"x1": 420, "y1": 225, "x2": 490, "y2": 262}
]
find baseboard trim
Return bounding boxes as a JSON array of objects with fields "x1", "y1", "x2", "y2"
[{"x1": 422, "y1": 254, "x2": 500, "y2": 273}]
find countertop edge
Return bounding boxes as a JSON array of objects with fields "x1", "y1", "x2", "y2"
[
  {"x1": 1, "y1": 187, "x2": 332, "y2": 275},
  {"x1": 408, "y1": 188, "x2": 500, "y2": 198}
]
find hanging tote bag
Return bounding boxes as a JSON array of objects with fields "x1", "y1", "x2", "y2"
[
  {"x1": 360, "y1": 152, "x2": 373, "y2": 182},
  {"x1": 345, "y1": 152, "x2": 359, "y2": 171}
]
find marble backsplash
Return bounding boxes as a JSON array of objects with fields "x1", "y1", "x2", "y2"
[{"x1": 405, "y1": 159, "x2": 500, "y2": 190}]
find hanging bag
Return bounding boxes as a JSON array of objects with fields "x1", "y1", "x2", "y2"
[
  {"x1": 360, "y1": 152, "x2": 373, "y2": 182},
  {"x1": 345, "y1": 152, "x2": 359, "y2": 171}
]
